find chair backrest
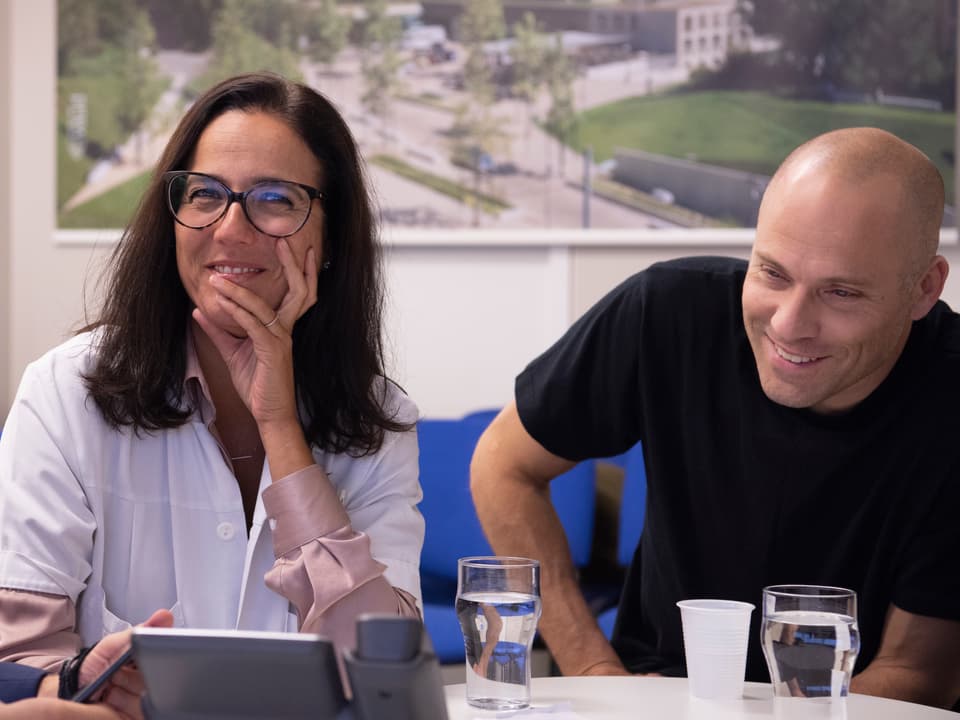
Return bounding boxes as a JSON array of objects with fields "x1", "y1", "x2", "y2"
[
  {"x1": 595, "y1": 442, "x2": 648, "y2": 640},
  {"x1": 459, "y1": 408, "x2": 501, "y2": 427},
  {"x1": 417, "y1": 417, "x2": 492, "y2": 579},
  {"x1": 551, "y1": 460, "x2": 596, "y2": 568},
  {"x1": 417, "y1": 413, "x2": 597, "y2": 581},
  {"x1": 616, "y1": 442, "x2": 647, "y2": 566}
]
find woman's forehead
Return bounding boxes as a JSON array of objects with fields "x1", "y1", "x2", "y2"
[{"x1": 190, "y1": 110, "x2": 323, "y2": 186}]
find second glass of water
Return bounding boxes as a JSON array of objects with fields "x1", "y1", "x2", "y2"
[
  {"x1": 456, "y1": 556, "x2": 542, "y2": 711},
  {"x1": 761, "y1": 585, "x2": 860, "y2": 702}
]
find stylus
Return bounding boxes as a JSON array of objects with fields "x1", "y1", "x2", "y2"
[{"x1": 71, "y1": 646, "x2": 134, "y2": 703}]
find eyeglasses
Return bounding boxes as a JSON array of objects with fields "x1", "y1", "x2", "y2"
[{"x1": 164, "y1": 171, "x2": 323, "y2": 238}]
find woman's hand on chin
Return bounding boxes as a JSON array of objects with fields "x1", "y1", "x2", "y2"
[{"x1": 191, "y1": 240, "x2": 318, "y2": 428}]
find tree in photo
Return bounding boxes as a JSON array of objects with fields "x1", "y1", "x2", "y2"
[
  {"x1": 359, "y1": 0, "x2": 404, "y2": 143},
  {"x1": 510, "y1": 11, "x2": 548, "y2": 137},
  {"x1": 57, "y1": 0, "x2": 101, "y2": 74},
  {"x1": 115, "y1": 9, "x2": 167, "y2": 164},
  {"x1": 303, "y1": 0, "x2": 350, "y2": 70},
  {"x1": 459, "y1": 0, "x2": 505, "y2": 105},
  {"x1": 542, "y1": 34, "x2": 578, "y2": 179},
  {"x1": 226, "y1": 0, "x2": 302, "y2": 52},
  {"x1": 189, "y1": 0, "x2": 303, "y2": 96},
  {"x1": 740, "y1": 0, "x2": 956, "y2": 108},
  {"x1": 451, "y1": 0, "x2": 508, "y2": 225},
  {"x1": 141, "y1": 0, "x2": 219, "y2": 53}
]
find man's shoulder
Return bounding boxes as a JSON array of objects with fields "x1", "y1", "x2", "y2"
[
  {"x1": 648, "y1": 255, "x2": 748, "y2": 276},
  {"x1": 901, "y1": 302, "x2": 960, "y2": 432},
  {"x1": 628, "y1": 255, "x2": 746, "y2": 283},
  {"x1": 616, "y1": 256, "x2": 746, "y2": 299},
  {"x1": 920, "y1": 300, "x2": 960, "y2": 360},
  {"x1": 608, "y1": 256, "x2": 747, "y2": 317}
]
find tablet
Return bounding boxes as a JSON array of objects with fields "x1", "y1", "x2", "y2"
[{"x1": 132, "y1": 627, "x2": 348, "y2": 720}]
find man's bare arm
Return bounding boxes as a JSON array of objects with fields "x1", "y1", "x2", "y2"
[
  {"x1": 850, "y1": 604, "x2": 960, "y2": 709},
  {"x1": 470, "y1": 402, "x2": 627, "y2": 676}
]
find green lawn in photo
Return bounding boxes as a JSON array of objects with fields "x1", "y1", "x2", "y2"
[
  {"x1": 572, "y1": 91, "x2": 956, "y2": 201},
  {"x1": 58, "y1": 170, "x2": 152, "y2": 229}
]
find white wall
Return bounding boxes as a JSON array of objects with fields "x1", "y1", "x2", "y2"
[
  {"x1": 383, "y1": 241, "x2": 571, "y2": 416},
  {"x1": 2, "y1": 0, "x2": 959, "y2": 420},
  {"x1": 0, "y1": 0, "x2": 11, "y2": 409}
]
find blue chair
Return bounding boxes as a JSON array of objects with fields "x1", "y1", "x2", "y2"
[
  {"x1": 597, "y1": 442, "x2": 647, "y2": 639},
  {"x1": 417, "y1": 412, "x2": 596, "y2": 663},
  {"x1": 459, "y1": 408, "x2": 501, "y2": 427}
]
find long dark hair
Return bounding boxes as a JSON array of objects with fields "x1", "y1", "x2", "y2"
[{"x1": 83, "y1": 72, "x2": 410, "y2": 455}]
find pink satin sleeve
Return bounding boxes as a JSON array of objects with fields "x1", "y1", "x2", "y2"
[
  {"x1": 262, "y1": 465, "x2": 421, "y2": 653},
  {"x1": 0, "y1": 588, "x2": 80, "y2": 670}
]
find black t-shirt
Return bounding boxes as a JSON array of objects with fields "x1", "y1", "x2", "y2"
[{"x1": 516, "y1": 256, "x2": 960, "y2": 682}]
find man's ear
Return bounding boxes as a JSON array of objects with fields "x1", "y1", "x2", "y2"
[{"x1": 911, "y1": 255, "x2": 949, "y2": 320}]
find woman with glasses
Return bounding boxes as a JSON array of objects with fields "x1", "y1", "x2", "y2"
[{"x1": 0, "y1": 72, "x2": 423, "y2": 713}]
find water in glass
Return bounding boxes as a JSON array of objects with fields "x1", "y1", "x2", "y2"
[
  {"x1": 456, "y1": 590, "x2": 541, "y2": 710},
  {"x1": 761, "y1": 586, "x2": 860, "y2": 701}
]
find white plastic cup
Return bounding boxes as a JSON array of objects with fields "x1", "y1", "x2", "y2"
[{"x1": 677, "y1": 599, "x2": 755, "y2": 700}]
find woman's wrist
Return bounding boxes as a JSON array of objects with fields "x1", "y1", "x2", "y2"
[
  {"x1": 58, "y1": 644, "x2": 95, "y2": 698},
  {"x1": 259, "y1": 418, "x2": 315, "y2": 479},
  {"x1": 37, "y1": 673, "x2": 60, "y2": 698}
]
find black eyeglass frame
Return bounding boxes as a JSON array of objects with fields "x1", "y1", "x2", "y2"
[{"x1": 163, "y1": 170, "x2": 323, "y2": 238}]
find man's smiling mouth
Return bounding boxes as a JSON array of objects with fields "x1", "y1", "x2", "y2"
[{"x1": 774, "y1": 343, "x2": 822, "y2": 364}]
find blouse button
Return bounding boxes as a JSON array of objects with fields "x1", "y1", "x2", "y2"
[{"x1": 216, "y1": 522, "x2": 236, "y2": 541}]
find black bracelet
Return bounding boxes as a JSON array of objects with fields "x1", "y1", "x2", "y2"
[{"x1": 58, "y1": 644, "x2": 96, "y2": 699}]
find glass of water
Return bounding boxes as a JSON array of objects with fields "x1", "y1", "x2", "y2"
[
  {"x1": 761, "y1": 585, "x2": 860, "y2": 704},
  {"x1": 456, "y1": 556, "x2": 542, "y2": 711}
]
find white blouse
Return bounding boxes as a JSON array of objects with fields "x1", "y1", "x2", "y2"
[{"x1": 0, "y1": 332, "x2": 423, "y2": 647}]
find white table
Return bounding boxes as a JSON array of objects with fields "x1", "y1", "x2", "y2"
[{"x1": 444, "y1": 676, "x2": 957, "y2": 719}]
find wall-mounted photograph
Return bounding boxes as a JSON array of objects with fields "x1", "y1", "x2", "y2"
[{"x1": 57, "y1": 0, "x2": 957, "y2": 231}]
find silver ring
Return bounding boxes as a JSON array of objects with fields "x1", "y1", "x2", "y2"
[{"x1": 263, "y1": 312, "x2": 280, "y2": 329}]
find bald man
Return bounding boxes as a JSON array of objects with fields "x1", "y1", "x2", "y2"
[{"x1": 471, "y1": 128, "x2": 960, "y2": 708}]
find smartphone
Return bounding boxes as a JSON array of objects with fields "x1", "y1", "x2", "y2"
[{"x1": 71, "y1": 646, "x2": 134, "y2": 703}]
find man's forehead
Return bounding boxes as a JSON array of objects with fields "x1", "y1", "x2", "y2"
[
  {"x1": 750, "y1": 216, "x2": 918, "y2": 299},
  {"x1": 761, "y1": 167, "x2": 908, "y2": 241},
  {"x1": 750, "y1": 245, "x2": 877, "y2": 287}
]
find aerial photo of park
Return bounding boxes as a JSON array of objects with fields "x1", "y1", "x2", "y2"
[{"x1": 57, "y1": 0, "x2": 957, "y2": 231}]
